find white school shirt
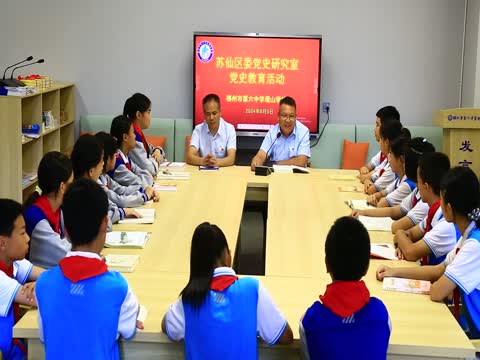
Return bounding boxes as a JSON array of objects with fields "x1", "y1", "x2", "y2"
[
  {"x1": 444, "y1": 221, "x2": 480, "y2": 297},
  {"x1": 385, "y1": 175, "x2": 416, "y2": 207},
  {"x1": 0, "y1": 259, "x2": 33, "y2": 317},
  {"x1": 399, "y1": 188, "x2": 429, "y2": 225},
  {"x1": 419, "y1": 206, "x2": 458, "y2": 259},
  {"x1": 164, "y1": 267, "x2": 287, "y2": 345}
]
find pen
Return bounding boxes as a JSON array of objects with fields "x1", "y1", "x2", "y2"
[{"x1": 344, "y1": 200, "x2": 353, "y2": 210}]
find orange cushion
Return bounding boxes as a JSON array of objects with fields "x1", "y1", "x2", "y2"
[
  {"x1": 185, "y1": 136, "x2": 191, "y2": 162},
  {"x1": 341, "y1": 139, "x2": 369, "y2": 170},
  {"x1": 145, "y1": 136, "x2": 166, "y2": 149}
]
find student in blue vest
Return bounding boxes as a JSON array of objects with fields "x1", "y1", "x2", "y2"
[
  {"x1": 109, "y1": 115, "x2": 154, "y2": 188},
  {"x1": 377, "y1": 166, "x2": 480, "y2": 338},
  {"x1": 367, "y1": 135, "x2": 416, "y2": 207},
  {"x1": 23, "y1": 152, "x2": 73, "y2": 269},
  {"x1": 363, "y1": 117, "x2": 407, "y2": 194},
  {"x1": 0, "y1": 199, "x2": 44, "y2": 360},
  {"x1": 35, "y1": 178, "x2": 143, "y2": 359},
  {"x1": 187, "y1": 94, "x2": 237, "y2": 167},
  {"x1": 353, "y1": 137, "x2": 434, "y2": 233},
  {"x1": 71, "y1": 134, "x2": 141, "y2": 231},
  {"x1": 124, "y1": 93, "x2": 166, "y2": 176},
  {"x1": 359, "y1": 105, "x2": 400, "y2": 183},
  {"x1": 162, "y1": 222, "x2": 293, "y2": 359},
  {"x1": 300, "y1": 216, "x2": 390, "y2": 360},
  {"x1": 250, "y1": 96, "x2": 311, "y2": 170},
  {"x1": 394, "y1": 152, "x2": 458, "y2": 264},
  {"x1": 95, "y1": 131, "x2": 159, "y2": 207}
]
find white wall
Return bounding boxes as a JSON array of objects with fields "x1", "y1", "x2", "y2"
[
  {"x1": 462, "y1": 0, "x2": 480, "y2": 107},
  {"x1": 0, "y1": 0, "x2": 466, "y2": 125}
]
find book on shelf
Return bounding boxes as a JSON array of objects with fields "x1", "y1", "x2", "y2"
[
  {"x1": 105, "y1": 231, "x2": 150, "y2": 248},
  {"x1": 22, "y1": 172, "x2": 38, "y2": 186},
  {"x1": 105, "y1": 254, "x2": 140, "y2": 273},
  {"x1": 382, "y1": 277, "x2": 431, "y2": 295},
  {"x1": 118, "y1": 209, "x2": 155, "y2": 224}
]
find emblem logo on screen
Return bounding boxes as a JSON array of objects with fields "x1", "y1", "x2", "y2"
[{"x1": 197, "y1": 41, "x2": 214, "y2": 63}]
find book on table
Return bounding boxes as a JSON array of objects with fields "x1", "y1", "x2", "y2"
[
  {"x1": 105, "y1": 254, "x2": 140, "y2": 273},
  {"x1": 157, "y1": 171, "x2": 191, "y2": 180},
  {"x1": 272, "y1": 165, "x2": 309, "y2": 174},
  {"x1": 118, "y1": 209, "x2": 155, "y2": 224},
  {"x1": 347, "y1": 199, "x2": 375, "y2": 211},
  {"x1": 382, "y1": 277, "x2": 431, "y2": 295},
  {"x1": 105, "y1": 231, "x2": 150, "y2": 248},
  {"x1": 358, "y1": 215, "x2": 393, "y2": 231},
  {"x1": 370, "y1": 243, "x2": 397, "y2": 260}
]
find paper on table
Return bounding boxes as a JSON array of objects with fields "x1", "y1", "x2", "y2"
[
  {"x1": 137, "y1": 304, "x2": 148, "y2": 325},
  {"x1": 160, "y1": 162, "x2": 186, "y2": 167},
  {"x1": 371, "y1": 243, "x2": 397, "y2": 260},
  {"x1": 105, "y1": 231, "x2": 149, "y2": 248},
  {"x1": 272, "y1": 165, "x2": 309, "y2": 174},
  {"x1": 329, "y1": 174, "x2": 356, "y2": 181},
  {"x1": 157, "y1": 171, "x2": 191, "y2": 180},
  {"x1": 105, "y1": 254, "x2": 140, "y2": 273},
  {"x1": 358, "y1": 215, "x2": 393, "y2": 231},
  {"x1": 118, "y1": 209, "x2": 155, "y2": 224},
  {"x1": 337, "y1": 185, "x2": 363, "y2": 193},
  {"x1": 154, "y1": 183, "x2": 177, "y2": 192},
  {"x1": 349, "y1": 200, "x2": 375, "y2": 211}
]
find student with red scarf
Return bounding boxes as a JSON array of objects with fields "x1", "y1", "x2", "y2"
[
  {"x1": 124, "y1": 93, "x2": 166, "y2": 176},
  {"x1": 24, "y1": 152, "x2": 73, "y2": 269},
  {"x1": 300, "y1": 216, "x2": 390, "y2": 360},
  {"x1": 0, "y1": 199, "x2": 45, "y2": 360}
]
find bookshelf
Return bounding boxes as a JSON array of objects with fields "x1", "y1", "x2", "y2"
[{"x1": 0, "y1": 83, "x2": 76, "y2": 202}]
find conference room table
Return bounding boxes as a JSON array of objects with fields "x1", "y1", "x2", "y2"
[{"x1": 14, "y1": 166, "x2": 477, "y2": 359}]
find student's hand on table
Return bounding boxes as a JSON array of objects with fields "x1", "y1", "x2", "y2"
[
  {"x1": 351, "y1": 210, "x2": 362, "y2": 218},
  {"x1": 22, "y1": 282, "x2": 37, "y2": 305},
  {"x1": 359, "y1": 166, "x2": 369, "y2": 175},
  {"x1": 364, "y1": 181, "x2": 373, "y2": 194},
  {"x1": 125, "y1": 208, "x2": 143, "y2": 218},
  {"x1": 145, "y1": 186, "x2": 154, "y2": 200},
  {"x1": 367, "y1": 194, "x2": 378, "y2": 206},
  {"x1": 376, "y1": 265, "x2": 394, "y2": 281},
  {"x1": 152, "y1": 190, "x2": 160, "y2": 202},
  {"x1": 152, "y1": 149, "x2": 162, "y2": 164},
  {"x1": 136, "y1": 320, "x2": 144, "y2": 330},
  {"x1": 395, "y1": 247, "x2": 405, "y2": 260}
]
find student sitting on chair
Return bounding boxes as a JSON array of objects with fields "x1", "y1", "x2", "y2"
[
  {"x1": 353, "y1": 137, "x2": 434, "y2": 233},
  {"x1": 124, "y1": 92, "x2": 166, "y2": 176},
  {"x1": 366, "y1": 135, "x2": 415, "y2": 208},
  {"x1": 162, "y1": 222, "x2": 293, "y2": 359},
  {"x1": 24, "y1": 152, "x2": 73, "y2": 269},
  {"x1": 187, "y1": 94, "x2": 236, "y2": 167},
  {"x1": 363, "y1": 117, "x2": 408, "y2": 195},
  {"x1": 377, "y1": 166, "x2": 480, "y2": 338},
  {"x1": 95, "y1": 132, "x2": 159, "y2": 208},
  {"x1": 358, "y1": 105, "x2": 400, "y2": 183},
  {"x1": 250, "y1": 96, "x2": 310, "y2": 170},
  {"x1": 71, "y1": 134, "x2": 141, "y2": 231},
  {"x1": 393, "y1": 152, "x2": 458, "y2": 264},
  {"x1": 0, "y1": 199, "x2": 45, "y2": 360},
  {"x1": 35, "y1": 178, "x2": 144, "y2": 359},
  {"x1": 109, "y1": 115, "x2": 154, "y2": 188},
  {"x1": 300, "y1": 216, "x2": 390, "y2": 360}
]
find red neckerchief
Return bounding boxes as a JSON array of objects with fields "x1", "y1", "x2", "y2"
[
  {"x1": 117, "y1": 152, "x2": 132, "y2": 172},
  {"x1": 33, "y1": 195, "x2": 61, "y2": 235},
  {"x1": 421, "y1": 200, "x2": 441, "y2": 265},
  {"x1": 59, "y1": 256, "x2": 108, "y2": 283},
  {"x1": 379, "y1": 153, "x2": 387, "y2": 163},
  {"x1": 319, "y1": 280, "x2": 371, "y2": 318},
  {"x1": 412, "y1": 192, "x2": 420, "y2": 208},
  {"x1": 132, "y1": 122, "x2": 149, "y2": 153},
  {"x1": 0, "y1": 260, "x2": 20, "y2": 322},
  {"x1": 210, "y1": 275, "x2": 238, "y2": 291}
]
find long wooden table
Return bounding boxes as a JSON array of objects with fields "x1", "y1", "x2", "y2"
[{"x1": 14, "y1": 167, "x2": 476, "y2": 359}]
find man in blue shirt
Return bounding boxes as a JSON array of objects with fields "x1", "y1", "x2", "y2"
[{"x1": 250, "y1": 96, "x2": 311, "y2": 170}]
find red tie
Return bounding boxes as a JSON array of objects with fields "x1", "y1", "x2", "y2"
[
  {"x1": 379, "y1": 153, "x2": 387, "y2": 163},
  {"x1": 210, "y1": 275, "x2": 238, "y2": 291},
  {"x1": 132, "y1": 122, "x2": 149, "y2": 153},
  {"x1": 125, "y1": 161, "x2": 132, "y2": 172}
]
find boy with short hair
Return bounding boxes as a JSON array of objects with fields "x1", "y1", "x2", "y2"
[
  {"x1": 0, "y1": 199, "x2": 44, "y2": 360},
  {"x1": 300, "y1": 216, "x2": 390, "y2": 360},
  {"x1": 394, "y1": 152, "x2": 457, "y2": 264},
  {"x1": 35, "y1": 179, "x2": 143, "y2": 359}
]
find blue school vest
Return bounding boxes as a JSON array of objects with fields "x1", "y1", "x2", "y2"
[
  {"x1": 36, "y1": 266, "x2": 129, "y2": 360},
  {"x1": 302, "y1": 297, "x2": 390, "y2": 360},
  {"x1": 183, "y1": 277, "x2": 259, "y2": 360}
]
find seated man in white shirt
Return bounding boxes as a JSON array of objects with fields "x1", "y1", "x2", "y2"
[
  {"x1": 187, "y1": 94, "x2": 236, "y2": 167},
  {"x1": 250, "y1": 96, "x2": 311, "y2": 170}
]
